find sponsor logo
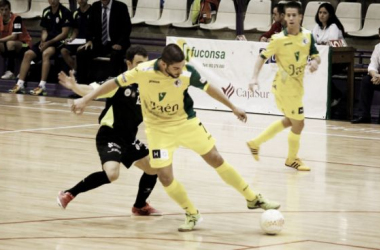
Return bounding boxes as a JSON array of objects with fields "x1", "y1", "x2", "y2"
[
  {"x1": 158, "y1": 92, "x2": 166, "y2": 101},
  {"x1": 149, "y1": 80, "x2": 160, "y2": 84},
  {"x1": 56, "y1": 17, "x2": 60, "y2": 23},
  {"x1": 14, "y1": 23, "x2": 21, "y2": 29},
  {"x1": 298, "y1": 107, "x2": 304, "y2": 114},
  {"x1": 121, "y1": 73, "x2": 127, "y2": 83},
  {"x1": 146, "y1": 101, "x2": 179, "y2": 115},
  {"x1": 176, "y1": 39, "x2": 226, "y2": 62},
  {"x1": 221, "y1": 83, "x2": 235, "y2": 99},
  {"x1": 302, "y1": 38, "x2": 309, "y2": 45},
  {"x1": 152, "y1": 149, "x2": 169, "y2": 159},
  {"x1": 236, "y1": 88, "x2": 271, "y2": 99},
  {"x1": 107, "y1": 142, "x2": 121, "y2": 154},
  {"x1": 294, "y1": 51, "x2": 300, "y2": 62},
  {"x1": 108, "y1": 142, "x2": 121, "y2": 148},
  {"x1": 284, "y1": 42, "x2": 293, "y2": 46}
]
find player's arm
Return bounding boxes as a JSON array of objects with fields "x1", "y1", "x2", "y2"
[
  {"x1": 249, "y1": 56, "x2": 266, "y2": 91},
  {"x1": 308, "y1": 35, "x2": 321, "y2": 72},
  {"x1": 206, "y1": 84, "x2": 247, "y2": 122},
  {"x1": 58, "y1": 71, "x2": 94, "y2": 96},
  {"x1": 71, "y1": 79, "x2": 118, "y2": 114}
]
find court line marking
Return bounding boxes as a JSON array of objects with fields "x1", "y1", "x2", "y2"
[
  {"x1": 1, "y1": 103, "x2": 380, "y2": 141},
  {"x1": 0, "y1": 124, "x2": 98, "y2": 134}
]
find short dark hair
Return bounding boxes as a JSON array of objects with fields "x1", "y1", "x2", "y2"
[
  {"x1": 284, "y1": 1, "x2": 303, "y2": 14},
  {"x1": 274, "y1": 2, "x2": 285, "y2": 15},
  {"x1": 0, "y1": 0, "x2": 11, "y2": 9},
  {"x1": 161, "y1": 44, "x2": 185, "y2": 66},
  {"x1": 126, "y1": 46, "x2": 148, "y2": 62}
]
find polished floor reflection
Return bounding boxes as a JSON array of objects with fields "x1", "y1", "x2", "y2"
[{"x1": 0, "y1": 93, "x2": 379, "y2": 250}]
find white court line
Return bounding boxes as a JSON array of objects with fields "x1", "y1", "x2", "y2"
[
  {"x1": 0, "y1": 124, "x2": 98, "y2": 135},
  {"x1": 1, "y1": 103, "x2": 380, "y2": 141}
]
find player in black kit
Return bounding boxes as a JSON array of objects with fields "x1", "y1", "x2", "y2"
[{"x1": 57, "y1": 46, "x2": 162, "y2": 216}]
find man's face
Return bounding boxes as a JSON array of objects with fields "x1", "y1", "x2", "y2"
[
  {"x1": 285, "y1": 8, "x2": 302, "y2": 29},
  {"x1": 77, "y1": 0, "x2": 88, "y2": 7},
  {"x1": 101, "y1": 0, "x2": 111, "y2": 7},
  {"x1": 0, "y1": 5, "x2": 11, "y2": 20},
  {"x1": 127, "y1": 54, "x2": 148, "y2": 70},
  {"x1": 48, "y1": 0, "x2": 60, "y2": 8},
  {"x1": 164, "y1": 61, "x2": 185, "y2": 78},
  {"x1": 273, "y1": 7, "x2": 281, "y2": 22}
]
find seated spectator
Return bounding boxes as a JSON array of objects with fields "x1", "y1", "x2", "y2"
[
  {"x1": 233, "y1": 0, "x2": 248, "y2": 41},
  {"x1": 312, "y1": 2, "x2": 345, "y2": 107},
  {"x1": 8, "y1": 0, "x2": 72, "y2": 96},
  {"x1": 76, "y1": 0, "x2": 131, "y2": 84},
  {"x1": 0, "y1": 0, "x2": 32, "y2": 80},
  {"x1": 60, "y1": 0, "x2": 92, "y2": 72},
  {"x1": 259, "y1": 2, "x2": 285, "y2": 42},
  {"x1": 351, "y1": 28, "x2": 380, "y2": 124}
]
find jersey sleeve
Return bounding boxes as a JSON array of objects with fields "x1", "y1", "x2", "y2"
[
  {"x1": 12, "y1": 16, "x2": 23, "y2": 34},
  {"x1": 260, "y1": 36, "x2": 278, "y2": 59},
  {"x1": 187, "y1": 65, "x2": 209, "y2": 91},
  {"x1": 90, "y1": 82, "x2": 118, "y2": 99},
  {"x1": 115, "y1": 68, "x2": 139, "y2": 87},
  {"x1": 309, "y1": 33, "x2": 319, "y2": 59}
]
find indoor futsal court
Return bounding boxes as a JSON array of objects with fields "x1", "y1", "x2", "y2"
[{"x1": 0, "y1": 93, "x2": 379, "y2": 250}]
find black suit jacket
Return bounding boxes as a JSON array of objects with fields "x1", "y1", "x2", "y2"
[{"x1": 87, "y1": 0, "x2": 131, "y2": 49}]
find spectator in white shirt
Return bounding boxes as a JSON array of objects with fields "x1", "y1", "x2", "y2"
[
  {"x1": 312, "y1": 2, "x2": 345, "y2": 108},
  {"x1": 351, "y1": 28, "x2": 380, "y2": 124}
]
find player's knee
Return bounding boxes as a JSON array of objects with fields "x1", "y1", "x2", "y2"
[
  {"x1": 157, "y1": 172, "x2": 173, "y2": 187},
  {"x1": 105, "y1": 170, "x2": 119, "y2": 182}
]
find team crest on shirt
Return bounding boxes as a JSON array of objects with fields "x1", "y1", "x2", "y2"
[
  {"x1": 124, "y1": 88, "x2": 131, "y2": 97},
  {"x1": 302, "y1": 38, "x2": 309, "y2": 45},
  {"x1": 158, "y1": 92, "x2": 166, "y2": 101},
  {"x1": 174, "y1": 79, "x2": 182, "y2": 87},
  {"x1": 56, "y1": 17, "x2": 60, "y2": 23},
  {"x1": 298, "y1": 107, "x2": 304, "y2": 114}
]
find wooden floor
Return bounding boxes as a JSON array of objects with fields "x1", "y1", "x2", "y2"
[{"x1": 1, "y1": 93, "x2": 380, "y2": 250}]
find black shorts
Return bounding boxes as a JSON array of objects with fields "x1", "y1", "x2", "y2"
[
  {"x1": 96, "y1": 126, "x2": 148, "y2": 169},
  {"x1": 31, "y1": 41, "x2": 64, "y2": 62}
]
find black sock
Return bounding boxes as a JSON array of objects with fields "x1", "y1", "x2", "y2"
[
  {"x1": 133, "y1": 173, "x2": 157, "y2": 208},
  {"x1": 65, "y1": 171, "x2": 110, "y2": 197}
]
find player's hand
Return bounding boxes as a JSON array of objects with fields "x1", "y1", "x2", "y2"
[
  {"x1": 58, "y1": 70, "x2": 76, "y2": 90},
  {"x1": 79, "y1": 41, "x2": 93, "y2": 51},
  {"x1": 308, "y1": 59, "x2": 319, "y2": 73},
  {"x1": 232, "y1": 106, "x2": 247, "y2": 123},
  {"x1": 112, "y1": 44, "x2": 122, "y2": 50},
  {"x1": 248, "y1": 80, "x2": 259, "y2": 92},
  {"x1": 71, "y1": 97, "x2": 87, "y2": 115}
]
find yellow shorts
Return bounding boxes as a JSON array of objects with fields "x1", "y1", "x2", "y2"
[
  {"x1": 275, "y1": 94, "x2": 304, "y2": 120},
  {"x1": 145, "y1": 117, "x2": 215, "y2": 168}
]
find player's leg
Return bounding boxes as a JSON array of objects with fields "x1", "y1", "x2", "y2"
[
  {"x1": 281, "y1": 95, "x2": 310, "y2": 171},
  {"x1": 123, "y1": 140, "x2": 162, "y2": 216},
  {"x1": 57, "y1": 127, "x2": 122, "y2": 209},
  {"x1": 202, "y1": 146, "x2": 280, "y2": 210},
  {"x1": 247, "y1": 95, "x2": 290, "y2": 161},
  {"x1": 181, "y1": 118, "x2": 280, "y2": 210},
  {"x1": 146, "y1": 125, "x2": 201, "y2": 231}
]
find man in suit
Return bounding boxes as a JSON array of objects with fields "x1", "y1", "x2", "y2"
[{"x1": 76, "y1": 0, "x2": 131, "y2": 83}]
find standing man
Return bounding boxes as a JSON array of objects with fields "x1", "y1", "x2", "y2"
[
  {"x1": 70, "y1": 43, "x2": 280, "y2": 232},
  {"x1": 76, "y1": 0, "x2": 131, "y2": 84},
  {"x1": 8, "y1": 0, "x2": 72, "y2": 95},
  {"x1": 247, "y1": 1, "x2": 320, "y2": 171},
  {"x1": 57, "y1": 46, "x2": 162, "y2": 216},
  {"x1": 0, "y1": 0, "x2": 32, "y2": 79}
]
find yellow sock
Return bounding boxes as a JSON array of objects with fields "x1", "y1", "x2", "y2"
[
  {"x1": 215, "y1": 161, "x2": 256, "y2": 201},
  {"x1": 164, "y1": 179, "x2": 197, "y2": 215},
  {"x1": 288, "y1": 131, "x2": 301, "y2": 160},
  {"x1": 249, "y1": 120, "x2": 285, "y2": 146}
]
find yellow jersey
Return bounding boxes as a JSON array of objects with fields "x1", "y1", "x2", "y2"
[
  {"x1": 115, "y1": 59, "x2": 209, "y2": 127},
  {"x1": 261, "y1": 27, "x2": 319, "y2": 96}
]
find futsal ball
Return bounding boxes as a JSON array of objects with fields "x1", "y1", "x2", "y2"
[{"x1": 260, "y1": 209, "x2": 285, "y2": 235}]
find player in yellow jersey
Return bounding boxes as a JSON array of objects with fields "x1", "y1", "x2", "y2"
[
  {"x1": 70, "y1": 44, "x2": 280, "y2": 232},
  {"x1": 247, "y1": 1, "x2": 321, "y2": 171}
]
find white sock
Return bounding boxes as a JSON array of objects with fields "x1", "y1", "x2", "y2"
[
  {"x1": 39, "y1": 81, "x2": 47, "y2": 88},
  {"x1": 16, "y1": 80, "x2": 25, "y2": 87}
]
